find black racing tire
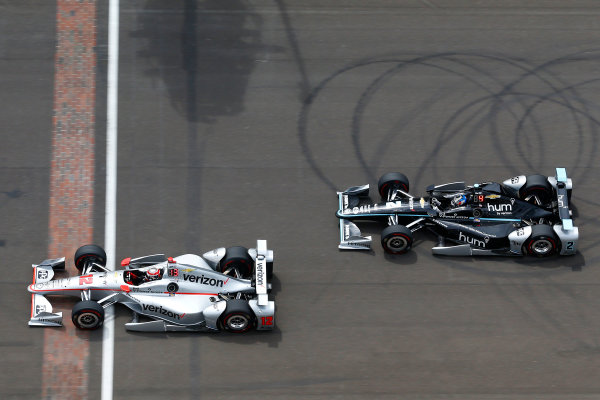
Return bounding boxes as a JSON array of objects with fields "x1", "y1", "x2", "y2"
[
  {"x1": 219, "y1": 300, "x2": 256, "y2": 333},
  {"x1": 74, "y1": 244, "x2": 107, "y2": 272},
  {"x1": 219, "y1": 246, "x2": 253, "y2": 279},
  {"x1": 525, "y1": 224, "x2": 558, "y2": 257},
  {"x1": 71, "y1": 300, "x2": 105, "y2": 330},
  {"x1": 381, "y1": 225, "x2": 413, "y2": 254},
  {"x1": 520, "y1": 175, "x2": 554, "y2": 206},
  {"x1": 378, "y1": 172, "x2": 410, "y2": 201},
  {"x1": 167, "y1": 282, "x2": 179, "y2": 293},
  {"x1": 266, "y1": 261, "x2": 274, "y2": 280}
]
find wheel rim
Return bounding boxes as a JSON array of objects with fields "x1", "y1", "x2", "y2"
[
  {"x1": 223, "y1": 261, "x2": 250, "y2": 278},
  {"x1": 386, "y1": 236, "x2": 408, "y2": 251},
  {"x1": 77, "y1": 312, "x2": 100, "y2": 328},
  {"x1": 227, "y1": 314, "x2": 249, "y2": 330},
  {"x1": 531, "y1": 239, "x2": 552, "y2": 255}
]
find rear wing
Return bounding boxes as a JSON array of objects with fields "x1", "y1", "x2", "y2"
[
  {"x1": 29, "y1": 258, "x2": 65, "y2": 327},
  {"x1": 248, "y1": 240, "x2": 275, "y2": 330},
  {"x1": 550, "y1": 168, "x2": 578, "y2": 255},
  {"x1": 337, "y1": 185, "x2": 372, "y2": 250}
]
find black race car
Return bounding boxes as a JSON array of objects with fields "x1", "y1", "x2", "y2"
[{"x1": 336, "y1": 168, "x2": 578, "y2": 257}]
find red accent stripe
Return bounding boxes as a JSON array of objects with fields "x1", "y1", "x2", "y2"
[
  {"x1": 31, "y1": 287, "x2": 122, "y2": 293},
  {"x1": 165, "y1": 292, "x2": 218, "y2": 296}
]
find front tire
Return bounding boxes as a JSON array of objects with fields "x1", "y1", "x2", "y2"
[
  {"x1": 74, "y1": 244, "x2": 107, "y2": 272},
  {"x1": 72, "y1": 300, "x2": 104, "y2": 330},
  {"x1": 378, "y1": 172, "x2": 410, "y2": 201},
  {"x1": 525, "y1": 225, "x2": 558, "y2": 257},
  {"x1": 219, "y1": 300, "x2": 256, "y2": 333},
  {"x1": 381, "y1": 225, "x2": 413, "y2": 254}
]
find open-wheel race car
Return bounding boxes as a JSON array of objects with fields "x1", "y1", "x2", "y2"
[
  {"x1": 336, "y1": 168, "x2": 578, "y2": 257},
  {"x1": 28, "y1": 240, "x2": 275, "y2": 333}
]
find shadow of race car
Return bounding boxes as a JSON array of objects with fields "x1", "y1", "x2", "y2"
[
  {"x1": 28, "y1": 240, "x2": 275, "y2": 333},
  {"x1": 336, "y1": 168, "x2": 578, "y2": 257}
]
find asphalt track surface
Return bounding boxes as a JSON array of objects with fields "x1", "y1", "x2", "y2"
[{"x1": 3, "y1": 1, "x2": 600, "y2": 399}]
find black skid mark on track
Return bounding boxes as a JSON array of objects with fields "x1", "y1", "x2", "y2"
[{"x1": 299, "y1": 50, "x2": 600, "y2": 192}]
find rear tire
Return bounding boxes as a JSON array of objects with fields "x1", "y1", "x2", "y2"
[
  {"x1": 525, "y1": 225, "x2": 558, "y2": 257},
  {"x1": 266, "y1": 261, "x2": 274, "y2": 280},
  {"x1": 378, "y1": 172, "x2": 410, "y2": 201},
  {"x1": 72, "y1": 300, "x2": 104, "y2": 330},
  {"x1": 381, "y1": 225, "x2": 413, "y2": 254},
  {"x1": 219, "y1": 300, "x2": 256, "y2": 333},
  {"x1": 74, "y1": 245, "x2": 107, "y2": 272},
  {"x1": 219, "y1": 246, "x2": 253, "y2": 279},
  {"x1": 520, "y1": 175, "x2": 553, "y2": 206}
]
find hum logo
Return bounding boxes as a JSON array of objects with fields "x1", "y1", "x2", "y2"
[
  {"x1": 458, "y1": 232, "x2": 486, "y2": 248},
  {"x1": 487, "y1": 203, "x2": 512, "y2": 212}
]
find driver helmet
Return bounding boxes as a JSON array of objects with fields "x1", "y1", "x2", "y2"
[
  {"x1": 451, "y1": 194, "x2": 467, "y2": 207},
  {"x1": 146, "y1": 267, "x2": 161, "y2": 281}
]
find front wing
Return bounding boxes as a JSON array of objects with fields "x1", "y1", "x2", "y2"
[{"x1": 29, "y1": 258, "x2": 65, "y2": 327}]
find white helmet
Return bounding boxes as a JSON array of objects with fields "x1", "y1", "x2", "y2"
[{"x1": 146, "y1": 267, "x2": 161, "y2": 281}]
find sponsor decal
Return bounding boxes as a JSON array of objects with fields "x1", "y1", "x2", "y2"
[
  {"x1": 35, "y1": 304, "x2": 47, "y2": 314},
  {"x1": 486, "y1": 194, "x2": 501, "y2": 199},
  {"x1": 558, "y1": 194, "x2": 566, "y2": 208},
  {"x1": 36, "y1": 318, "x2": 57, "y2": 323},
  {"x1": 183, "y1": 274, "x2": 224, "y2": 287},
  {"x1": 343, "y1": 194, "x2": 349, "y2": 209},
  {"x1": 409, "y1": 198, "x2": 414, "y2": 210},
  {"x1": 458, "y1": 232, "x2": 487, "y2": 248},
  {"x1": 347, "y1": 205, "x2": 371, "y2": 214},
  {"x1": 420, "y1": 198, "x2": 425, "y2": 208},
  {"x1": 439, "y1": 212, "x2": 469, "y2": 219},
  {"x1": 37, "y1": 269, "x2": 49, "y2": 280},
  {"x1": 131, "y1": 287, "x2": 154, "y2": 293},
  {"x1": 433, "y1": 220, "x2": 449, "y2": 228},
  {"x1": 79, "y1": 275, "x2": 93, "y2": 285},
  {"x1": 256, "y1": 259, "x2": 265, "y2": 286},
  {"x1": 142, "y1": 304, "x2": 184, "y2": 320},
  {"x1": 487, "y1": 203, "x2": 513, "y2": 213},
  {"x1": 386, "y1": 201, "x2": 401, "y2": 208}
]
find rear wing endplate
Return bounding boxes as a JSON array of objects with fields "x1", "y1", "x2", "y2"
[
  {"x1": 554, "y1": 167, "x2": 572, "y2": 226},
  {"x1": 552, "y1": 168, "x2": 579, "y2": 255},
  {"x1": 255, "y1": 240, "x2": 270, "y2": 306}
]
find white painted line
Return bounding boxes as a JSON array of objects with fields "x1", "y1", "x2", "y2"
[{"x1": 102, "y1": 1, "x2": 119, "y2": 400}]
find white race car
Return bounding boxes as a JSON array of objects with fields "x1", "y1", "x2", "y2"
[{"x1": 28, "y1": 240, "x2": 275, "y2": 333}]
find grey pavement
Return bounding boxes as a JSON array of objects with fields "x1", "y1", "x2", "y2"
[{"x1": 2, "y1": 1, "x2": 600, "y2": 399}]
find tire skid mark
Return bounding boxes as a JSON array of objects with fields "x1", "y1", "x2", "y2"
[
  {"x1": 299, "y1": 51, "x2": 600, "y2": 193},
  {"x1": 45, "y1": 1, "x2": 97, "y2": 399},
  {"x1": 299, "y1": 50, "x2": 600, "y2": 273}
]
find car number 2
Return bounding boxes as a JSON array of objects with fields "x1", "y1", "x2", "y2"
[{"x1": 79, "y1": 274, "x2": 93, "y2": 285}]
